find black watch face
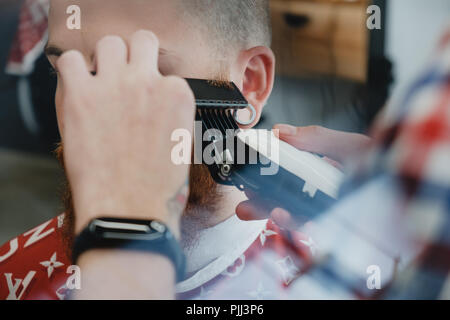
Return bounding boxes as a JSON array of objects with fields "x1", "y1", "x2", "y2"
[{"x1": 89, "y1": 218, "x2": 166, "y2": 241}]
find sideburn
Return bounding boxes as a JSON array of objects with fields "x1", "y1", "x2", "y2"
[{"x1": 55, "y1": 143, "x2": 76, "y2": 257}]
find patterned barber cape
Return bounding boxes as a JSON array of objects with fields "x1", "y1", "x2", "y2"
[
  {"x1": 0, "y1": 214, "x2": 71, "y2": 300},
  {"x1": 0, "y1": 214, "x2": 315, "y2": 300}
]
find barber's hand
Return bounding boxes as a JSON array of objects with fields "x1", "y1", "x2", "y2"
[
  {"x1": 273, "y1": 124, "x2": 371, "y2": 166},
  {"x1": 57, "y1": 30, "x2": 195, "y2": 237},
  {"x1": 236, "y1": 124, "x2": 371, "y2": 228}
]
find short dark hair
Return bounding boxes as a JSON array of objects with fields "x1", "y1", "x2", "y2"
[{"x1": 178, "y1": 0, "x2": 272, "y2": 53}]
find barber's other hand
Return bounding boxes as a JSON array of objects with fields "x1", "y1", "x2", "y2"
[
  {"x1": 236, "y1": 124, "x2": 371, "y2": 228},
  {"x1": 57, "y1": 30, "x2": 195, "y2": 237},
  {"x1": 273, "y1": 124, "x2": 371, "y2": 166}
]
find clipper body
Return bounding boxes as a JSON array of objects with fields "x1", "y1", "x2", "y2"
[{"x1": 186, "y1": 79, "x2": 344, "y2": 220}]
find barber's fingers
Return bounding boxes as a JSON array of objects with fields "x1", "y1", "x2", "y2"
[
  {"x1": 322, "y1": 157, "x2": 343, "y2": 170},
  {"x1": 56, "y1": 50, "x2": 91, "y2": 91},
  {"x1": 236, "y1": 199, "x2": 301, "y2": 230},
  {"x1": 273, "y1": 124, "x2": 371, "y2": 164},
  {"x1": 270, "y1": 207, "x2": 297, "y2": 230},
  {"x1": 128, "y1": 30, "x2": 160, "y2": 78},
  {"x1": 273, "y1": 125, "x2": 338, "y2": 158},
  {"x1": 236, "y1": 200, "x2": 271, "y2": 221},
  {"x1": 95, "y1": 35, "x2": 128, "y2": 76}
]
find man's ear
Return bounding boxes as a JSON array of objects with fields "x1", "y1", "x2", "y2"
[{"x1": 232, "y1": 46, "x2": 275, "y2": 128}]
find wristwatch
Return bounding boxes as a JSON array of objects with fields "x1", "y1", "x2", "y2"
[{"x1": 72, "y1": 217, "x2": 186, "y2": 282}]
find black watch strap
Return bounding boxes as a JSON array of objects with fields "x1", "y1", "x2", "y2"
[{"x1": 72, "y1": 217, "x2": 186, "y2": 282}]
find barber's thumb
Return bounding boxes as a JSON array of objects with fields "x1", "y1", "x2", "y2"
[{"x1": 236, "y1": 200, "x2": 271, "y2": 221}]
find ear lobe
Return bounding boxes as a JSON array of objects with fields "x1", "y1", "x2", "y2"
[{"x1": 239, "y1": 46, "x2": 275, "y2": 128}]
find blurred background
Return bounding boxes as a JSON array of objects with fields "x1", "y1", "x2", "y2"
[{"x1": 0, "y1": 0, "x2": 449, "y2": 244}]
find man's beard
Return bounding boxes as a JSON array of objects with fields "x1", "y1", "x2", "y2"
[{"x1": 55, "y1": 143, "x2": 223, "y2": 254}]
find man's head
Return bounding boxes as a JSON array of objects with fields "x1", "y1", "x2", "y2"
[
  {"x1": 47, "y1": 0, "x2": 275, "y2": 246},
  {"x1": 47, "y1": 0, "x2": 274, "y2": 124},
  {"x1": 179, "y1": 0, "x2": 272, "y2": 54}
]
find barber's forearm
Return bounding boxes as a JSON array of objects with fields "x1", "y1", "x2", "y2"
[{"x1": 72, "y1": 249, "x2": 176, "y2": 300}]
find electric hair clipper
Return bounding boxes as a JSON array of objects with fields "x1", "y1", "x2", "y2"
[{"x1": 186, "y1": 79, "x2": 344, "y2": 221}]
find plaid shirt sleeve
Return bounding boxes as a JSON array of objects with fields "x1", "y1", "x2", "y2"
[{"x1": 288, "y1": 27, "x2": 450, "y2": 299}]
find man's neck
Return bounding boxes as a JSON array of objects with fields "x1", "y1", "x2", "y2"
[
  {"x1": 204, "y1": 185, "x2": 247, "y2": 228},
  {"x1": 180, "y1": 185, "x2": 247, "y2": 249}
]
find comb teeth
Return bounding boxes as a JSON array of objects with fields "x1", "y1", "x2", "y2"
[
  {"x1": 187, "y1": 78, "x2": 246, "y2": 135},
  {"x1": 196, "y1": 107, "x2": 239, "y2": 138}
]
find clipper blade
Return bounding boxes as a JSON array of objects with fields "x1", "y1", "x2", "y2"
[
  {"x1": 186, "y1": 78, "x2": 247, "y2": 133},
  {"x1": 186, "y1": 78, "x2": 248, "y2": 184}
]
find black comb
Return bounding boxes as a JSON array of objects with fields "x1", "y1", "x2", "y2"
[
  {"x1": 186, "y1": 78, "x2": 246, "y2": 134},
  {"x1": 186, "y1": 78, "x2": 248, "y2": 184}
]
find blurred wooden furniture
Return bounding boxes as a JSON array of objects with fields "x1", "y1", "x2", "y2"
[{"x1": 270, "y1": 0, "x2": 370, "y2": 82}]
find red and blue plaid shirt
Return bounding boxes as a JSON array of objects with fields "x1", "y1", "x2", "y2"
[{"x1": 296, "y1": 26, "x2": 450, "y2": 299}]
